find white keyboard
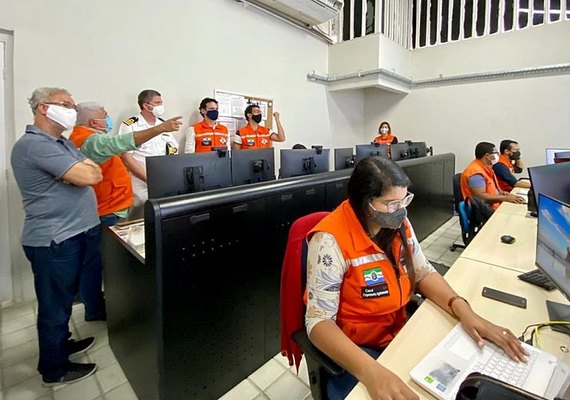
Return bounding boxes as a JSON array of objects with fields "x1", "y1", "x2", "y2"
[{"x1": 473, "y1": 343, "x2": 539, "y2": 387}]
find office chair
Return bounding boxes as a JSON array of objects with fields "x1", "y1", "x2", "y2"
[
  {"x1": 450, "y1": 173, "x2": 467, "y2": 251},
  {"x1": 280, "y1": 212, "x2": 425, "y2": 400}
]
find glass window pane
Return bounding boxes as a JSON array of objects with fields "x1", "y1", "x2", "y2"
[
  {"x1": 366, "y1": 0, "x2": 375, "y2": 34},
  {"x1": 533, "y1": 0, "x2": 544, "y2": 25},
  {"x1": 420, "y1": 0, "x2": 428, "y2": 47},
  {"x1": 519, "y1": 10, "x2": 529, "y2": 28},
  {"x1": 451, "y1": 0, "x2": 461, "y2": 39},
  {"x1": 504, "y1": 0, "x2": 515, "y2": 30},
  {"x1": 476, "y1": 0, "x2": 487, "y2": 36},
  {"x1": 342, "y1": 0, "x2": 351, "y2": 41},
  {"x1": 441, "y1": 0, "x2": 450, "y2": 42},
  {"x1": 464, "y1": 0, "x2": 474, "y2": 38},
  {"x1": 354, "y1": 0, "x2": 363, "y2": 38},
  {"x1": 567, "y1": 0, "x2": 570, "y2": 19},
  {"x1": 430, "y1": 0, "x2": 438, "y2": 45},
  {"x1": 549, "y1": 0, "x2": 561, "y2": 22},
  {"x1": 490, "y1": 0, "x2": 500, "y2": 33}
]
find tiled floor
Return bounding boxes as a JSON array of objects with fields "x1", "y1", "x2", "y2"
[{"x1": 0, "y1": 217, "x2": 463, "y2": 400}]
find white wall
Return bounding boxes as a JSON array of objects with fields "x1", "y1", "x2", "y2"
[
  {"x1": 364, "y1": 23, "x2": 570, "y2": 174},
  {"x1": 0, "y1": 0, "x2": 364, "y2": 302}
]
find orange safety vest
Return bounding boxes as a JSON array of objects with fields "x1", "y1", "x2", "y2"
[
  {"x1": 193, "y1": 121, "x2": 229, "y2": 153},
  {"x1": 373, "y1": 134, "x2": 397, "y2": 145},
  {"x1": 69, "y1": 126, "x2": 133, "y2": 216},
  {"x1": 308, "y1": 200, "x2": 413, "y2": 349},
  {"x1": 460, "y1": 159, "x2": 501, "y2": 210},
  {"x1": 237, "y1": 124, "x2": 273, "y2": 149},
  {"x1": 496, "y1": 154, "x2": 515, "y2": 192}
]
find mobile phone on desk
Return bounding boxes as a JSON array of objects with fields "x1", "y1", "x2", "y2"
[{"x1": 481, "y1": 287, "x2": 527, "y2": 309}]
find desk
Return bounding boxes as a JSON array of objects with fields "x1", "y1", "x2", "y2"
[
  {"x1": 494, "y1": 189, "x2": 530, "y2": 216},
  {"x1": 459, "y1": 211, "x2": 537, "y2": 273},
  {"x1": 346, "y1": 258, "x2": 570, "y2": 400}
]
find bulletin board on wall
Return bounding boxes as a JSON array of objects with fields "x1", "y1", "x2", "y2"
[{"x1": 214, "y1": 90, "x2": 273, "y2": 136}]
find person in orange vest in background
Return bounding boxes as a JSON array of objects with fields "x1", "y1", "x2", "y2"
[
  {"x1": 184, "y1": 97, "x2": 230, "y2": 153},
  {"x1": 373, "y1": 121, "x2": 399, "y2": 145},
  {"x1": 305, "y1": 157, "x2": 527, "y2": 399},
  {"x1": 493, "y1": 139, "x2": 531, "y2": 192},
  {"x1": 69, "y1": 102, "x2": 182, "y2": 226},
  {"x1": 232, "y1": 104, "x2": 286, "y2": 150},
  {"x1": 460, "y1": 142, "x2": 525, "y2": 211}
]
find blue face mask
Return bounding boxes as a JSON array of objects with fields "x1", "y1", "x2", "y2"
[
  {"x1": 104, "y1": 115, "x2": 114, "y2": 133},
  {"x1": 206, "y1": 110, "x2": 219, "y2": 121}
]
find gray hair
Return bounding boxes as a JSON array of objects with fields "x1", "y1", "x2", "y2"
[
  {"x1": 76, "y1": 102, "x2": 105, "y2": 126},
  {"x1": 28, "y1": 87, "x2": 71, "y2": 115}
]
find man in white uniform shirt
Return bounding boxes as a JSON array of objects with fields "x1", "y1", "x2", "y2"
[{"x1": 118, "y1": 89, "x2": 179, "y2": 207}]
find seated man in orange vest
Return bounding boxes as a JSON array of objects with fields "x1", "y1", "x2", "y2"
[
  {"x1": 184, "y1": 97, "x2": 230, "y2": 153},
  {"x1": 70, "y1": 102, "x2": 182, "y2": 226},
  {"x1": 460, "y1": 142, "x2": 525, "y2": 211},
  {"x1": 493, "y1": 139, "x2": 531, "y2": 192},
  {"x1": 232, "y1": 104, "x2": 286, "y2": 150}
]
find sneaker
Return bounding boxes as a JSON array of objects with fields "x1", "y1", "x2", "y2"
[
  {"x1": 66, "y1": 337, "x2": 95, "y2": 357},
  {"x1": 42, "y1": 362, "x2": 97, "y2": 386},
  {"x1": 84, "y1": 312, "x2": 106, "y2": 322}
]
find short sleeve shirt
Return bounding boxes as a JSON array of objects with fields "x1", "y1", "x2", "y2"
[{"x1": 11, "y1": 125, "x2": 99, "y2": 246}]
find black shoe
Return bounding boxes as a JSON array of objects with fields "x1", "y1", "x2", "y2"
[
  {"x1": 42, "y1": 362, "x2": 97, "y2": 386},
  {"x1": 66, "y1": 337, "x2": 95, "y2": 357},
  {"x1": 84, "y1": 311, "x2": 106, "y2": 322}
]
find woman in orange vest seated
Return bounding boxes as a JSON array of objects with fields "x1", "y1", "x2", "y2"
[
  {"x1": 373, "y1": 121, "x2": 399, "y2": 145},
  {"x1": 305, "y1": 157, "x2": 528, "y2": 400}
]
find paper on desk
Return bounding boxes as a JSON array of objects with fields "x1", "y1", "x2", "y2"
[{"x1": 516, "y1": 188, "x2": 530, "y2": 196}]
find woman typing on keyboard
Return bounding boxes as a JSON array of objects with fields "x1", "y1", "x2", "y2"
[{"x1": 305, "y1": 157, "x2": 529, "y2": 400}]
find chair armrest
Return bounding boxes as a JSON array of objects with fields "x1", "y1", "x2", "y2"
[{"x1": 292, "y1": 330, "x2": 345, "y2": 376}]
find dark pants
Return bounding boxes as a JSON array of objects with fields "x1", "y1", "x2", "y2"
[
  {"x1": 99, "y1": 213, "x2": 123, "y2": 227},
  {"x1": 23, "y1": 226, "x2": 105, "y2": 379},
  {"x1": 327, "y1": 347, "x2": 382, "y2": 400}
]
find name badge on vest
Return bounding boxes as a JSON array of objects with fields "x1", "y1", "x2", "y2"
[
  {"x1": 202, "y1": 138, "x2": 212, "y2": 146},
  {"x1": 220, "y1": 137, "x2": 227, "y2": 145},
  {"x1": 246, "y1": 139, "x2": 255, "y2": 146},
  {"x1": 261, "y1": 139, "x2": 268, "y2": 145},
  {"x1": 165, "y1": 143, "x2": 178, "y2": 155},
  {"x1": 361, "y1": 267, "x2": 389, "y2": 299}
]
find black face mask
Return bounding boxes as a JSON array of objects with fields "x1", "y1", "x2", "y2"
[
  {"x1": 251, "y1": 114, "x2": 262, "y2": 124},
  {"x1": 510, "y1": 151, "x2": 521, "y2": 161},
  {"x1": 369, "y1": 208, "x2": 407, "y2": 230}
]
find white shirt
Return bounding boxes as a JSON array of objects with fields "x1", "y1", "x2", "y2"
[{"x1": 118, "y1": 113, "x2": 178, "y2": 203}]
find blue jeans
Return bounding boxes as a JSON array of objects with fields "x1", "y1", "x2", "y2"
[
  {"x1": 327, "y1": 347, "x2": 382, "y2": 400},
  {"x1": 23, "y1": 226, "x2": 105, "y2": 379}
]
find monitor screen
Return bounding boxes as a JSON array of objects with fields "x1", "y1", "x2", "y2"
[
  {"x1": 355, "y1": 144, "x2": 388, "y2": 164},
  {"x1": 231, "y1": 148, "x2": 276, "y2": 186},
  {"x1": 536, "y1": 194, "x2": 570, "y2": 302},
  {"x1": 528, "y1": 163, "x2": 570, "y2": 208},
  {"x1": 279, "y1": 148, "x2": 330, "y2": 178},
  {"x1": 406, "y1": 141, "x2": 427, "y2": 158},
  {"x1": 546, "y1": 148, "x2": 570, "y2": 165},
  {"x1": 390, "y1": 143, "x2": 410, "y2": 161},
  {"x1": 334, "y1": 148, "x2": 354, "y2": 170},
  {"x1": 147, "y1": 152, "x2": 232, "y2": 199}
]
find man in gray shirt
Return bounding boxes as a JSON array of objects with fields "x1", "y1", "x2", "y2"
[{"x1": 11, "y1": 87, "x2": 104, "y2": 385}]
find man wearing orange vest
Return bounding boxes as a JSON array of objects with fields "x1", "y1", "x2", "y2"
[
  {"x1": 232, "y1": 104, "x2": 286, "y2": 150},
  {"x1": 184, "y1": 97, "x2": 230, "y2": 153},
  {"x1": 460, "y1": 142, "x2": 524, "y2": 211},
  {"x1": 69, "y1": 102, "x2": 182, "y2": 226},
  {"x1": 493, "y1": 139, "x2": 531, "y2": 192}
]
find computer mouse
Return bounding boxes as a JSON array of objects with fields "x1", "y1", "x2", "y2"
[{"x1": 500, "y1": 235, "x2": 516, "y2": 244}]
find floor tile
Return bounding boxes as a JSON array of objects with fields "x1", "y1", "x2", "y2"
[
  {"x1": 0, "y1": 339, "x2": 38, "y2": 368},
  {"x1": 253, "y1": 394, "x2": 270, "y2": 400},
  {"x1": 53, "y1": 374, "x2": 101, "y2": 400},
  {"x1": 86, "y1": 329, "x2": 109, "y2": 352},
  {"x1": 0, "y1": 302, "x2": 35, "y2": 322},
  {"x1": 2, "y1": 325, "x2": 37, "y2": 351},
  {"x1": 295, "y1": 358, "x2": 310, "y2": 386},
  {"x1": 2, "y1": 355, "x2": 39, "y2": 387},
  {"x1": 304, "y1": 394, "x2": 314, "y2": 400},
  {"x1": 102, "y1": 382, "x2": 138, "y2": 400},
  {"x1": 219, "y1": 379, "x2": 259, "y2": 400},
  {"x1": 248, "y1": 358, "x2": 287, "y2": 391},
  {"x1": 1, "y1": 312, "x2": 36, "y2": 335},
  {"x1": 86, "y1": 345, "x2": 117, "y2": 370},
  {"x1": 265, "y1": 371, "x2": 310, "y2": 400},
  {"x1": 96, "y1": 361, "x2": 127, "y2": 394},
  {"x1": 3, "y1": 374, "x2": 51, "y2": 400},
  {"x1": 74, "y1": 320, "x2": 107, "y2": 338},
  {"x1": 272, "y1": 353, "x2": 292, "y2": 369}
]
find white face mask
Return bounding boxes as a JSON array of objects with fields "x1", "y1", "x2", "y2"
[
  {"x1": 46, "y1": 105, "x2": 77, "y2": 130},
  {"x1": 380, "y1": 127, "x2": 389, "y2": 134},
  {"x1": 151, "y1": 105, "x2": 165, "y2": 117},
  {"x1": 490, "y1": 154, "x2": 499, "y2": 165}
]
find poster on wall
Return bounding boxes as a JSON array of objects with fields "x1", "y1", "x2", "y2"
[{"x1": 214, "y1": 89, "x2": 274, "y2": 137}]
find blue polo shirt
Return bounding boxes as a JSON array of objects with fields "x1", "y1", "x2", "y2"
[{"x1": 11, "y1": 125, "x2": 99, "y2": 246}]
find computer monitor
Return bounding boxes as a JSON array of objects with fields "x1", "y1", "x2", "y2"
[
  {"x1": 355, "y1": 143, "x2": 388, "y2": 164},
  {"x1": 279, "y1": 148, "x2": 330, "y2": 178},
  {"x1": 527, "y1": 163, "x2": 570, "y2": 210},
  {"x1": 390, "y1": 143, "x2": 410, "y2": 161},
  {"x1": 146, "y1": 151, "x2": 232, "y2": 199},
  {"x1": 405, "y1": 141, "x2": 428, "y2": 158},
  {"x1": 231, "y1": 148, "x2": 276, "y2": 186},
  {"x1": 546, "y1": 148, "x2": 570, "y2": 165},
  {"x1": 536, "y1": 194, "x2": 570, "y2": 331},
  {"x1": 553, "y1": 151, "x2": 570, "y2": 164},
  {"x1": 334, "y1": 148, "x2": 354, "y2": 170}
]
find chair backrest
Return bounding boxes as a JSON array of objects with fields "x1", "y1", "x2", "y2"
[
  {"x1": 452, "y1": 172, "x2": 463, "y2": 214},
  {"x1": 280, "y1": 211, "x2": 330, "y2": 370},
  {"x1": 458, "y1": 200, "x2": 472, "y2": 245}
]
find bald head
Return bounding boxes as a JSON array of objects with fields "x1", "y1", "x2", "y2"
[{"x1": 76, "y1": 102, "x2": 106, "y2": 127}]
